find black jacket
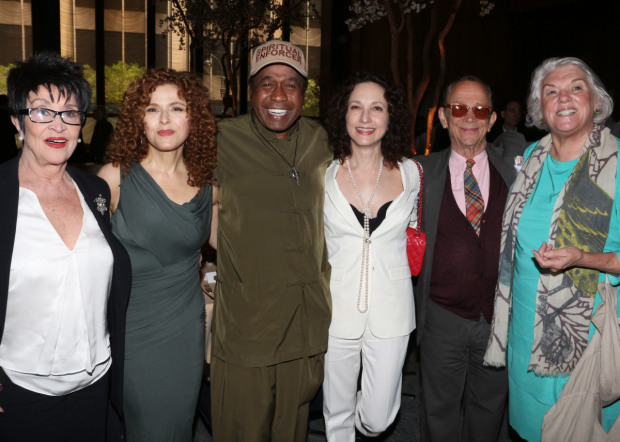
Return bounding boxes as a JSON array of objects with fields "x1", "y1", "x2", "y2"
[
  {"x1": 0, "y1": 108, "x2": 19, "y2": 164},
  {"x1": 0, "y1": 155, "x2": 131, "y2": 440}
]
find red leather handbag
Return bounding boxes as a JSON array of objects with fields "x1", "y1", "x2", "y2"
[{"x1": 407, "y1": 159, "x2": 425, "y2": 276}]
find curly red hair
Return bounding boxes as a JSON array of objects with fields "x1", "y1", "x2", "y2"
[{"x1": 106, "y1": 68, "x2": 217, "y2": 189}]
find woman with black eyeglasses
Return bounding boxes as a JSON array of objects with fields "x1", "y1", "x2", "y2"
[{"x1": 0, "y1": 52, "x2": 131, "y2": 442}]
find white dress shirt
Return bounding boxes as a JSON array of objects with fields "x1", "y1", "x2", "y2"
[{"x1": 0, "y1": 185, "x2": 113, "y2": 396}]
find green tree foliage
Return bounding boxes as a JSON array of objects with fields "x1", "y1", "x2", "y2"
[
  {"x1": 104, "y1": 62, "x2": 147, "y2": 104},
  {"x1": 82, "y1": 64, "x2": 97, "y2": 104},
  {"x1": 301, "y1": 79, "x2": 319, "y2": 117},
  {"x1": 0, "y1": 64, "x2": 17, "y2": 95},
  {"x1": 83, "y1": 62, "x2": 146, "y2": 105},
  {"x1": 0, "y1": 62, "x2": 146, "y2": 107}
]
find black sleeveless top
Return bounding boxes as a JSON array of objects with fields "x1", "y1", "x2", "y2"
[{"x1": 350, "y1": 201, "x2": 393, "y2": 236}]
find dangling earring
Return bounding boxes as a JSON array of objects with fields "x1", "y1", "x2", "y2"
[
  {"x1": 540, "y1": 118, "x2": 546, "y2": 125},
  {"x1": 78, "y1": 138, "x2": 82, "y2": 143},
  {"x1": 18, "y1": 135, "x2": 23, "y2": 141},
  {"x1": 594, "y1": 109, "x2": 601, "y2": 115}
]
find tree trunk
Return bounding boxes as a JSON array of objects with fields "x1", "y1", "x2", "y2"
[
  {"x1": 410, "y1": 4, "x2": 437, "y2": 153},
  {"x1": 224, "y1": 38, "x2": 238, "y2": 117},
  {"x1": 221, "y1": 51, "x2": 231, "y2": 117},
  {"x1": 170, "y1": 0, "x2": 200, "y2": 72},
  {"x1": 190, "y1": 41, "x2": 204, "y2": 76},
  {"x1": 229, "y1": 37, "x2": 245, "y2": 117},
  {"x1": 191, "y1": 23, "x2": 204, "y2": 75},
  {"x1": 425, "y1": 0, "x2": 462, "y2": 155},
  {"x1": 281, "y1": 0, "x2": 291, "y2": 41},
  {"x1": 239, "y1": 32, "x2": 249, "y2": 115},
  {"x1": 383, "y1": 0, "x2": 405, "y2": 87}
]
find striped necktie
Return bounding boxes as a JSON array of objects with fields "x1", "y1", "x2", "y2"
[{"x1": 464, "y1": 159, "x2": 484, "y2": 236}]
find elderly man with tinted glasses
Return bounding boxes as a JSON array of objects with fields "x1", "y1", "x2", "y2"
[{"x1": 415, "y1": 76, "x2": 517, "y2": 442}]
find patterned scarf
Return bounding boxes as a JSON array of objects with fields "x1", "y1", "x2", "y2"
[{"x1": 484, "y1": 125, "x2": 618, "y2": 376}]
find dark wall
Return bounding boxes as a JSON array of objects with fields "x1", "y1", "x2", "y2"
[
  {"x1": 31, "y1": 0, "x2": 60, "y2": 54},
  {"x1": 326, "y1": 0, "x2": 620, "y2": 120},
  {"x1": 505, "y1": 0, "x2": 620, "y2": 119}
]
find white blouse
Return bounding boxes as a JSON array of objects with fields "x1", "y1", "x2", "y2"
[{"x1": 0, "y1": 185, "x2": 114, "y2": 396}]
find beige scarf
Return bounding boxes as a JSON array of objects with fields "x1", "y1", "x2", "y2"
[{"x1": 484, "y1": 125, "x2": 618, "y2": 376}]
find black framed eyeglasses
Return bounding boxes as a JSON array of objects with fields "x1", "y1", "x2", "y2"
[
  {"x1": 444, "y1": 104, "x2": 493, "y2": 120},
  {"x1": 18, "y1": 108, "x2": 86, "y2": 126}
]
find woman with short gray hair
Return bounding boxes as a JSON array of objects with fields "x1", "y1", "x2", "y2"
[
  {"x1": 485, "y1": 56, "x2": 620, "y2": 441},
  {"x1": 525, "y1": 57, "x2": 614, "y2": 130}
]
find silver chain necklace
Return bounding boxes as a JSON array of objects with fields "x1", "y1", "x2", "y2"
[
  {"x1": 345, "y1": 157, "x2": 384, "y2": 314},
  {"x1": 251, "y1": 113, "x2": 300, "y2": 186}
]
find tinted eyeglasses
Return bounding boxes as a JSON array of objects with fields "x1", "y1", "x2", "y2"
[
  {"x1": 18, "y1": 108, "x2": 86, "y2": 126},
  {"x1": 444, "y1": 104, "x2": 493, "y2": 120}
]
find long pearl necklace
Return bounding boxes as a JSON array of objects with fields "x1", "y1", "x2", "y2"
[{"x1": 346, "y1": 157, "x2": 384, "y2": 314}]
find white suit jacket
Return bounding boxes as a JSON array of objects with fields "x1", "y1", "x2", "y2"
[{"x1": 324, "y1": 158, "x2": 420, "y2": 339}]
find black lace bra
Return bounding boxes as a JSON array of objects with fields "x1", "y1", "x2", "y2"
[{"x1": 349, "y1": 201, "x2": 393, "y2": 236}]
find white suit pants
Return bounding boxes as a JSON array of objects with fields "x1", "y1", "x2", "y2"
[{"x1": 322, "y1": 326, "x2": 409, "y2": 441}]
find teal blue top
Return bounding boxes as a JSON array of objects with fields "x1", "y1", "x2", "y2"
[{"x1": 508, "y1": 140, "x2": 620, "y2": 441}]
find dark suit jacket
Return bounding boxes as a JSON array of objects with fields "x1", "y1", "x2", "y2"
[
  {"x1": 486, "y1": 121, "x2": 506, "y2": 143},
  {"x1": 494, "y1": 130, "x2": 528, "y2": 159},
  {"x1": 0, "y1": 108, "x2": 19, "y2": 164},
  {"x1": 414, "y1": 143, "x2": 516, "y2": 344},
  {"x1": 0, "y1": 155, "x2": 131, "y2": 439}
]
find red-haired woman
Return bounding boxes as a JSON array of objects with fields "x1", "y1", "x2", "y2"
[{"x1": 98, "y1": 68, "x2": 217, "y2": 442}]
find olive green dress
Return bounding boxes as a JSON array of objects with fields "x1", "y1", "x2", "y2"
[{"x1": 112, "y1": 164, "x2": 211, "y2": 442}]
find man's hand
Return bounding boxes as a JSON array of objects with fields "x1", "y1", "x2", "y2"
[{"x1": 532, "y1": 242, "x2": 583, "y2": 273}]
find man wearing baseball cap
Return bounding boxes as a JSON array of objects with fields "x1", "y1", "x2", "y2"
[{"x1": 210, "y1": 40, "x2": 332, "y2": 441}]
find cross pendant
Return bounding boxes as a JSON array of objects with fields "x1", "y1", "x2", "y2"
[{"x1": 291, "y1": 167, "x2": 300, "y2": 186}]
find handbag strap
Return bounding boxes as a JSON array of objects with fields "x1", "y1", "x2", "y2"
[{"x1": 411, "y1": 159, "x2": 423, "y2": 235}]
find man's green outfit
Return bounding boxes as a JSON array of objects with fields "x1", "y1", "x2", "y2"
[{"x1": 212, "y1": 112, "x2": 332, "y2": 441}]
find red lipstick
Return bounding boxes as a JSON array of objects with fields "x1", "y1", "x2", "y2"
[
  {"x1": 44, "y1": 137, "x2": 68, "y2": 149},
  {"x1": 157, "y1": 130, "x2": 175, "y2": 136}
]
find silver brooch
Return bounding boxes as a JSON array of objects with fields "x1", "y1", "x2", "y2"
[{"x1": 95, "y1": 194, "x2": 107, "y2": 215}]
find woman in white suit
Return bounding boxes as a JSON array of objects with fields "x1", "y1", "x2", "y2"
[{"x1": 323, "y1": 72, "x2": 420, "y2": 441}]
